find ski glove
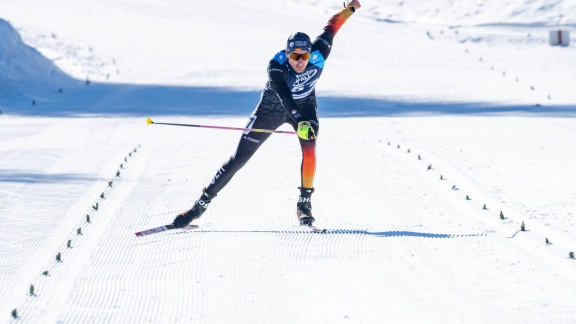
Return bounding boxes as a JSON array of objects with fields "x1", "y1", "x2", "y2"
[
  {"x1": 346, "y1": 0, "x2": 362, "y2": 12},
  {"x1": 297, "y1": 121, "x2": 316, "y2": 140}
]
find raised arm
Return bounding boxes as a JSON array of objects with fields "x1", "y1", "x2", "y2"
[{"x1": 312, "y1": 0, "x2": 362, "y2": 60}]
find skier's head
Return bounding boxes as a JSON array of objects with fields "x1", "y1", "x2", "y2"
[
  {"x1": 286, "y1": 32, "x2": 312, "y2": 73},
  {"x1": 286, "y1": 32, "x2": 312, "y2": 53}
]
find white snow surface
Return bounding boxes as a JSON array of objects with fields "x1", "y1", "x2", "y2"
[{"x1": 1, "y1": 0, "x2": 576, "y2": 323}]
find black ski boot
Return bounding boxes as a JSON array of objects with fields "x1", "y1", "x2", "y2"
[
  {"x1": 297, "y1": 187, "x2": 315, "y2": 226},
  {"x1": 172, "y1": 188, "x2": 215, "y2": 228}
]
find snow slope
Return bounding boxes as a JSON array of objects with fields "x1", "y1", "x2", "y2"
[
  {"x1": 0, "y1": 19, "x2": 69, "y2": 108},
  {"x1": 364, "y1": 0, "x2": 576, "y2": 26},
  {"x1": 1, "y1": 0, "x2": 576, "y2": 323},
  {"x1": 0, "y1": 19, "x2": 65, "y2": 83}
]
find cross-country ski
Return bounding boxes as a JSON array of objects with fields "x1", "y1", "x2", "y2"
[
  {"x1": 134, "y1": 224, "x2": 199, "y2": 237},
  {"x1": 293, "y1": 224, "x2": 328, "y2": 234}
]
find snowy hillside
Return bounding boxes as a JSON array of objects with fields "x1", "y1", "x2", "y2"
[
  {"x1": 0, "y1": 19, "x2": 63, "y2": 82},
  {"x1": 0, "y1": 19, "x2": 69, "y2": 107},
  {"x1": 1, "y1": 0, "x2": 576, "y2": 323},
  {"x1": 365, "y1": 0, "x2": 576, "y2": 26}
]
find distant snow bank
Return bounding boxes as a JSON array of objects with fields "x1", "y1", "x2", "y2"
[
  {"x1": 0, "y1": 19, "x2": 66, "y2": 84},
  {"x1": 370, "y1": 0, "x2": 576, "y2": 26}
]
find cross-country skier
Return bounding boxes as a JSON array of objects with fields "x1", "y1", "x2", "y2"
[{"x1": 172, "y1": 0, "x2": 362, "y2": 228}]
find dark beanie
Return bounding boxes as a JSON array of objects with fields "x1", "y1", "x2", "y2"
[{"x1": 286, "y1": 32, "x2": 312, "y2": 52}]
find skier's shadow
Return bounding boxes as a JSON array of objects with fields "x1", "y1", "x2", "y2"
[
  {"x1": 310, "y1": 229, "x2": 486, "y2": 238},
  {"x1": 358, "y1": 230, "x2": 487, "y2": 238},
  {"x1": 176, "y1": 229, "x2": 486, "y2": 238}
]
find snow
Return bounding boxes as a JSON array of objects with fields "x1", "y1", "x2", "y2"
[{"x1": 1, "y1": 0, "x2": 576, "y2": 322}]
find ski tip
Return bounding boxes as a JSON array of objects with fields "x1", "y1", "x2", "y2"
[
  {"x1": 298, "y1": 224, "x2": 327, "y2": 234},
  {"x1": 134, "y1": 224, "x2": 198, "y2": 237},
  {"x1": 146, "y1": 117, "x2": 153, "y2": 125},
  {"x1": 312, "y1": 228, "x2": 327, "y2": 234},
  {"x1": 134, "y1": 224, "x2": 172, "y2": 237}
]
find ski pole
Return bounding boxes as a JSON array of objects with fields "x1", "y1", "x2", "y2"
[{"x1": 146, "y1": 118, "x2": 296, "y2": 135}]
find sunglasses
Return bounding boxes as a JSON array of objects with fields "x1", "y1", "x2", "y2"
[{"x1": 288, "y1": 52, "x2": 311, "y2": 61}]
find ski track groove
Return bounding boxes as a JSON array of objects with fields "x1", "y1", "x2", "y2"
[
  {"x1": 8, "y1": 140, "x2": 146, "y2": 323},
  {"x1": 59, "y1": 141, "x2": 222, "y2": 322},
  {"x1": 0, "y1": 119, "x2": 139, "y2": 321},
  {"x1": 386, "y1": 140, "x2": 576, "y2": 264},
  {"x1": 5, "y1": 118, "x2": 576, "y2": 322},
  {"x1": 381, "y1": 138, "x2": 576, "y2": 321}
]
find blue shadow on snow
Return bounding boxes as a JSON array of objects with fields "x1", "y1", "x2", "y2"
[
  {"x1": 169, "y1": 228, "x2": 486, "y2": 238},
  {"x1": 2, "y1": 82, "x2": 576, "y2": 117},
  {"x1": 0, "y1": 170, "x2": 102, "y2": 184}
]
